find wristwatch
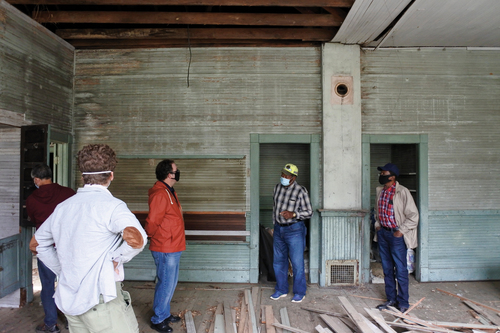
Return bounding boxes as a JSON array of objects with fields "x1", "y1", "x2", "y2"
[{"x1": 293, "y1": 212, "x2": 297, "y2": 218}]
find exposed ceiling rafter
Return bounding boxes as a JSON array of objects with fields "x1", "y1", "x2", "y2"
[
  {"x1": 34, "y1": 11, "x2": 343, "y2": 26},
  {"x1": 9, "y1": 0, "x2": 354, "y2": 7}
]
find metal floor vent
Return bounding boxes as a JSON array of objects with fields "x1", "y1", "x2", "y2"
[{"x1": 325, "y1": 260, "x2": 358, "y2": 286}]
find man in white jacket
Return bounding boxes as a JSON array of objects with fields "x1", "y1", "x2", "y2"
[{"x1": 31, "y1": 144, "x2": 147, "y2": 333}]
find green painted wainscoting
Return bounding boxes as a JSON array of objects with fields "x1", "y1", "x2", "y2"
[{"x1": 425, "y1": 210, "x2": 500, "y2": 281}]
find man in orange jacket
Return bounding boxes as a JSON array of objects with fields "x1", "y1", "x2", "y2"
[{"x1": 145, "y1": 159, "x2": 185, "y2": 333}]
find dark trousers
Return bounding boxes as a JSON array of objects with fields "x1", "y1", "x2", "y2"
[
  {"x1": 38, "y1": 258, "x2": 58, "y2": 326},
  {"x1": 377, "y1": 228, "x2": 409, "y2": 308}
]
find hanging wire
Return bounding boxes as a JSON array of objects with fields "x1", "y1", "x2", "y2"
[{"x1": 187, "y1": 24, "x2": 192, "y2": 88}]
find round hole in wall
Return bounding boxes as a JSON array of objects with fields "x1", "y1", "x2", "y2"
[{"x1": 335, "y1": 83, "x2": 349, "y2": 97}]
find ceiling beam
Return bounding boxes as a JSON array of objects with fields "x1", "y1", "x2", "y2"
[
  {"x1": 67, "y1": 38, "x2": 321, "y2": 49},
  {"x1": 8, "y1": 0, "x2": 354, "y2": 7},
  {"x1": 57, "y1": 27, "x2": 336, "y2": 40},
  {"x1": 322, "y1": 7, "x2": 347, "y2": 21},
  {"x1": 34, "y1": 11, "x2": 342, "y2": 26}
]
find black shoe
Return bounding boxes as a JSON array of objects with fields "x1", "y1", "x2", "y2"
[
  {"x1": 166, "y1": 314, "x2": 182, "y2": 323},
  {"x1": 376, "y1": 300, "x2": 398, "y2": 310},
  {"x1": 35, "y1": 323, "x2": 61, "y2": 333},
  {"x1": 151, "y1": 321, "x2": 173, "y2": 333},
  {"x1": 397, "y1": 305, "x2": 409, "y2": 313}
]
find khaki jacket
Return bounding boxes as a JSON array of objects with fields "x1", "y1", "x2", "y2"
[{"x1": 374, "y1": 181, "x2": 419, "y2": 249}]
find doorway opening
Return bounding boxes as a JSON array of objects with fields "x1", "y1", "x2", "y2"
[
  {"x1": 368, "y1": 143, "x2": 419, "y2": 282},
  {"x1": 258, "y1": 143, "x2": 311, "y2": 283}
]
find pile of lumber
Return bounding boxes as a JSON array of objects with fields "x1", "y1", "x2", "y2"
[
  {"x1": 309, "y1": 292, "x2": 500, "y2": 333},
  {"x1": 184, "y1": 287, "x2": 500, "y2": 333}
]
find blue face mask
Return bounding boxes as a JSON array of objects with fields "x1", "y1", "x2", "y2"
[{"x1": 280, "y1": 177, "x2": 290, "y2": 186}]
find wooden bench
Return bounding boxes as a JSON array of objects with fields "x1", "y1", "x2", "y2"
[{"x1": 132, "y1": 211, "x2": 249, "y2": 241}]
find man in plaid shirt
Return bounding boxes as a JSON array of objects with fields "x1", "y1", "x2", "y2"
[
  {"x1": 269, "y1": 163, "x2": 313, "y2": 303},
  {"x1": 374, "y1": 163, "x2": 419, "y2": 313}
]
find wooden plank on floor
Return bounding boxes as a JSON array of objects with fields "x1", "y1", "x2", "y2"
[
  {"x1": 225, "y1": 302, "x2": 236, "y2": 333},
  {"x1": 198, "y1": 307, "x2": 215, "y2": 333},
  {"x1": 238, "y1": 297, "x2": 248, "y2": 333},
  {"x1": 265, "y1": 305, "x2": 276, "y2": 333},
  {"x1": 381, "y1": 309, "x2": 441, "y2": 329},
  {"x1": 316, "y1": 325, "x2": 328, "y2": 333},
  {"x1": 279, "y1": 307, "x2": 292, "y2": 333},
  {"x1": 319, "y1": 314, "x2": 352, "y2": 333},
  {"x1": 360, "y1": 313, "x2": 384, "y2": 333},
  {"x1": 186, "y1": 311, "x2": 197, "y2": 333},
  {"x1": 364, "y1": 308, "x2": 397, "y2": 333},
  {"x1": 252, "y1": 287, "x2": 260, "y2": 312},
  {"x1": 338, "y1": 297, "x2": 374, "y2": 333},
  {"x1": 387, "y1": 322, "x2": 454, "y2": 333},
  {"x1": 436, "y1": 289, "x2": 500, "y2": 314},
  {"x1": 245, "y1": 289, "x2": 258, "y2": 333},
  {"x1": 464, "y1": 300, "x2": 500, "y2": 325},
  {"x1": 427, "y1": 321, "x2": 500, "y2": 330},
  {"x1": 209, "y1": 303, "x2": 224, "y2": 333},
  {"x1": 215, "y1": 314, "x2": 226, "y2": 333},
  {"x1": 302, "y1": 306, "x2": 348, "y2": 318},
  {"x1": 273, "y1": 323, "x2": 310, "y2": 333}
]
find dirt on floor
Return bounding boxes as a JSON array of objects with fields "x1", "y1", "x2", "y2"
[{"x1": 1, "y1": 276, "x2": 500, "y2": 333}]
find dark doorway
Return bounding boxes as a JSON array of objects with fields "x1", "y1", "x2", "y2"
[{"x1": 258, "y1": 143, "x2": 311, "y2": 282}]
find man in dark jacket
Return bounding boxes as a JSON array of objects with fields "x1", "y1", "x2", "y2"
[{"x1": 27, "y1": 164, "x2": 75, "y2": 333}]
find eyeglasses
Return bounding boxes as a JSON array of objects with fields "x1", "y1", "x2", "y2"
[
  {"x1": 378, "y1": 173, "x2": 392, "y2": 176},
  {"x1": 170, "y1": 170, "x2": 180, "y2": 174}
]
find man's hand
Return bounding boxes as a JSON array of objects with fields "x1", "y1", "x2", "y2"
[
  {"x1": 280, "y1": 211, "x2": 295, "y2": 220},
  {"x1": 29, "y1": 235, "x2": 38, "y2": 255},
  {"x1": 394, "y1": 230, "x2": 403, "y2": 237}
]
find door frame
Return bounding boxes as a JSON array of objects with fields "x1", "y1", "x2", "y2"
[
  {"x1": 19, "y1": 125, "x2": 72, "y2": 303},
  {"x1": 250, "y1": 134, "x2": 321, "y2": 284},
  {"x1": 362, "y1": 134, "x2": 429, "y2": 282}
]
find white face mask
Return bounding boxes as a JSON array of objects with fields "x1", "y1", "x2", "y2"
[{"x1": 280, "y1": 177, "x2": 290, "y2": 186}]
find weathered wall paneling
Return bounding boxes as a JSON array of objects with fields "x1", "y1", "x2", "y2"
[
  {"x1": 0, "y1": 0, "x2": 74, "y2": 132},
  {"x1": 0, "y1": 127, "x2": 20, "y2": 239},
  {"x1": 74, "y1": 47, "x2": 321, "y2": 158},
  {"x1": 362, "y1": 49, "x2": 500, "y2": 211},
  {"x1": 75, "y1": 47, "x2": 322, "y2": 282},
  {"x1": 361, "y1": 48, "x2": 500, "y2": 281}
]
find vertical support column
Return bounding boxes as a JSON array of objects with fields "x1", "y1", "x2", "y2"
[
  {"x1": 249, "y1": 134, "x2": 260, "y2": 283},
  {"x1": 322, "y1": 43, "x2": 362, "y2": 210},
  {"x1": 321, "y1": 43, "x2": 363, "y2": 285}
]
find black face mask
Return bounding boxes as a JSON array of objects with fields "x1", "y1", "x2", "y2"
[
  {"x1": 378, "y1": 174, "x2": 392, "y2": 185},
  {"x1": 173, "y1": 170, "x2": 180, "y2": 182}
]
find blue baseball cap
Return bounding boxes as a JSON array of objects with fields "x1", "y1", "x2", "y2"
[{"x1": 377, "y1": 163, "x2": 400, "y2": 177}]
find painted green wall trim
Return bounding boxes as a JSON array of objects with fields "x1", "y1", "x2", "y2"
[
  {"x1": 429, "y1": 210, "x2": 500, "y2": 216},
  {"x1": 319, "y1": 210, "x2": 368, "y2": 217},
  {"x1": 186, "y1": 241, "x2": 250, "y2": 246},
  {"x1": 255, "y1": 134, "x2": 319, "y2": 144},
  {"x1": 362, "y1": 134, "x2": 425, "y2": 144},
  {"x1": 361, "y1": 134, "x2": 429, "y2": 282},
  {"x1": 117, "y1": 155, "x2": 246, "y2": 159},
  {"x1": 49, "y1": 127, "x2": 72, "y2": 144},
  {"x1": 250, "y1": 133, "x2": 321, "y2": 284},
  {"x1": 249, "y1": 140, "x2": 260, "y2": 283}
]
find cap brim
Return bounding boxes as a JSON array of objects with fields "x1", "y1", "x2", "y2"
[{"x1": 282, "y1": 169, "x2": 295, "y2": 176}]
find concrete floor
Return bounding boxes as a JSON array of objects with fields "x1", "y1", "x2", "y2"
[{"x1": 1, "y1": 275, "x2": 500, "y2": 333}]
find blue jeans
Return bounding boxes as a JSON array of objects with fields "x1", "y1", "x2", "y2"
[
  {"x1": 273, "y1": 222, "x2": 307, "y2": 296},
  {"x1": 377, "y1": 228, "x2": 409, "y2": 308},
  {"x1": 151, "y1": 251, "x2": 182, "y2": 324},
  {"x1": 38, "y1": 258, "x2": 58, "y2": 326}
]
